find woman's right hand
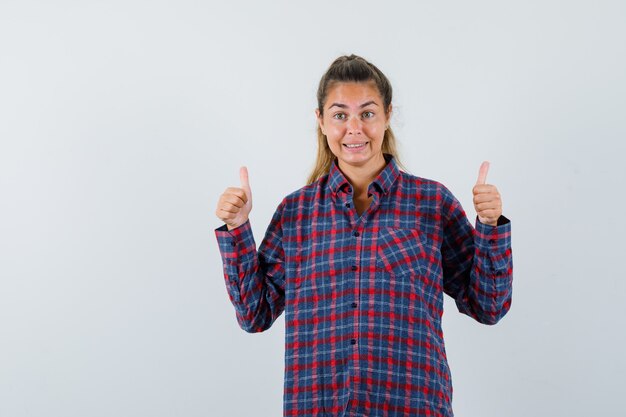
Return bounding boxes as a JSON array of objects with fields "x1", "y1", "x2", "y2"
[{"x1": 215, "y1": 166, "x2": 253, "y2": 230}]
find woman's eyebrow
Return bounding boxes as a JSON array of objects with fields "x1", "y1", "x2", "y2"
[{"x1": 328, "y1": 100, "x2": 379, "y2": 110}]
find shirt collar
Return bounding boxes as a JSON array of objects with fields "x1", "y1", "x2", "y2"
[{"x1": 328, "y1": 153, "x2": 401, "y2": 196}]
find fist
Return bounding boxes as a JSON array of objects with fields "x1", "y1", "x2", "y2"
[
  {"x1": 472, "y1": 161, "x2": 503, "y2": 226},
  {"x1": 215, "y1": 166, "x2": 253, "y2": 230}
]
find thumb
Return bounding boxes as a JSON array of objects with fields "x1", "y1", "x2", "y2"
[
  {"x1": 240, "y1": 166, "x2": 251, "y2": 191},
  {"x1": 476, "y1": 161, "x2": 490, "y2": 185}
]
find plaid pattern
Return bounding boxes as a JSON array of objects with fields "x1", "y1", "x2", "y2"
[{"x1": 215, "y1": 154, "x2": 513, "y2": 417}]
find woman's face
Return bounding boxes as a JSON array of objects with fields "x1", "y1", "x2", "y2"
[{"x1": 316, "y1": 81, "x2": 391, "y2": 172}]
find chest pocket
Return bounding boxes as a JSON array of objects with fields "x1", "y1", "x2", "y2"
[{"x1": 376, "y1": 227, "x2": 427, "y2": 278}]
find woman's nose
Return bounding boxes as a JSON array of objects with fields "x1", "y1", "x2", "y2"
[{"x1": 347, "y1": 116, "x2": 362, "y2": 134}]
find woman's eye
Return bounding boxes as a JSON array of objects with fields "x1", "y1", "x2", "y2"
[
  {"x1": 362, "y1": 111, "x2": 374, "y2": 118},
  {"x1": 333, "y1": 113, "x2": 346, "y2": 120}
]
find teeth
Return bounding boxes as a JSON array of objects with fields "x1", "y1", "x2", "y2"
[{"x1": 345, "y1": 143, "x2": 366, "y2": 148}]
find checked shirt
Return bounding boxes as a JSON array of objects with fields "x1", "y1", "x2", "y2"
[{"x1": 215, "y1": 154, "x2": 513, "y2": 417}]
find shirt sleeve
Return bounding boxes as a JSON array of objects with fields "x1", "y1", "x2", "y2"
[
  {"x1": 439, "y1": 184, "x2": 513, "y2": 325},
  {"x1": 214, "y1": 199, "x2": 287, "y2": 333}
]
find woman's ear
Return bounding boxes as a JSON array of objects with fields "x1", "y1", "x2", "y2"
[{"x1": 315, "y1": 108, "x2": 325, "y2": 135}]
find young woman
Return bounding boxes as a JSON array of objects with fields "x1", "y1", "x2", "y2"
[{"x1": 215, "y1": 54, "x2": 513, "y2": 417}]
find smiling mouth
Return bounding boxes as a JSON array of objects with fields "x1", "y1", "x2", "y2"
[{"x1": 343, "y1": 142, "x2": 368, "y2": 149}]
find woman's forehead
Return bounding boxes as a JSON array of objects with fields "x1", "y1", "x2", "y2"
[{"x1": 325, "y1": 81, "x2": 382, "y2": 107}]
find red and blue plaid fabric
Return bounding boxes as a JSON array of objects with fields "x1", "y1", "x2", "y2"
[{"x1": 215, "y1": 154, "x2": 513, "y2": 417}]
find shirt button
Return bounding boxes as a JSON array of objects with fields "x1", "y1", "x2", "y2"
[
  {"x1": 351, "y1": 265, "x2": 358, "y2": 271},
  {"x1": 353, "y1": 231, "x2": 360, "y2": 237},
  {"x1": 350, "y1": 339, "x2": 357, "y2": 345},
  {"x1": 351, "y1": 302, "x2": 357, "y2": 308},
  {"x1": 231, "y1": 241, "x2": 236, "y2": 247},
  {"x1": 345, "y1": 202, "x2": 350, "y2": 208},
  {"x1": 489, "y1": 239, "x2": 496, "y2": 244}
]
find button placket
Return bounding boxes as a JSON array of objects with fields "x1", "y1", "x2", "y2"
[
  {"x1": 349, "y1": 223, "x2": 362, "y2": 355},
  {"x1": 351, "y1": 229, "x2": 361, "y2": 272}
]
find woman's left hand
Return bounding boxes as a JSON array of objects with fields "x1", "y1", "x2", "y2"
[{"x1": 472, "y1": 161, "x2": 503, "y2": 226}]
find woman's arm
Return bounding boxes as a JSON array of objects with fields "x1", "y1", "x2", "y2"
[
  {"x1": 440, "y1": 185, "x2": 513, "y2": 325},
  {"x1": 215, "y1": 199, "x2": 287, "y2": 333}
]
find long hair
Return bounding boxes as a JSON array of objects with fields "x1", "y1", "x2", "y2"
[{"x1": 306, "y1": 54, "x2": 405, "y2": 185}]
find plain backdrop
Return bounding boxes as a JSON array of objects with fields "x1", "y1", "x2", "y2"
[{"x1": 1, "y1": 1, "x2": 625, "y2": 416}]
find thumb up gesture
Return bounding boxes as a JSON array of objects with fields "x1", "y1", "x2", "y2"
[
  {"x1": 472, "y1": 161, "x2": 503, "y2": 226},
  {"x1": 216, "y1": 166, "x2": 253, "y2": 231}
]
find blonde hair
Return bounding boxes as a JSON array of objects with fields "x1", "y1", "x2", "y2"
[{"x1": 306, "y1": 54, "x2": 405, "y2": 185}]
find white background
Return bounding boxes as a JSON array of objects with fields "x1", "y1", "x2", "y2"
[{"x1": 1, "y1": 1, "x2": 624, "y2": 416}]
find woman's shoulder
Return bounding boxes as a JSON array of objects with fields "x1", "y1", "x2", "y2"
[
  {"x1": 284, "y1": 174, "x2": 328, "y2": 199},
  {"x1": 271, "y1": 175, "x2": 329, "y2": 214},
  {"x1": 397, "y1": 170, "x2": 453, "y2": 196}
]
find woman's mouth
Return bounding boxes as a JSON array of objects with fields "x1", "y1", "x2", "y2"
[{"x1": 343, "y1": 142, "x2": 368, "y2": 150}]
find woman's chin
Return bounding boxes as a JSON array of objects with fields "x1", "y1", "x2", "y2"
[{"x1": 337, "y1": 150, "x2": 385, "y2": 169}]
